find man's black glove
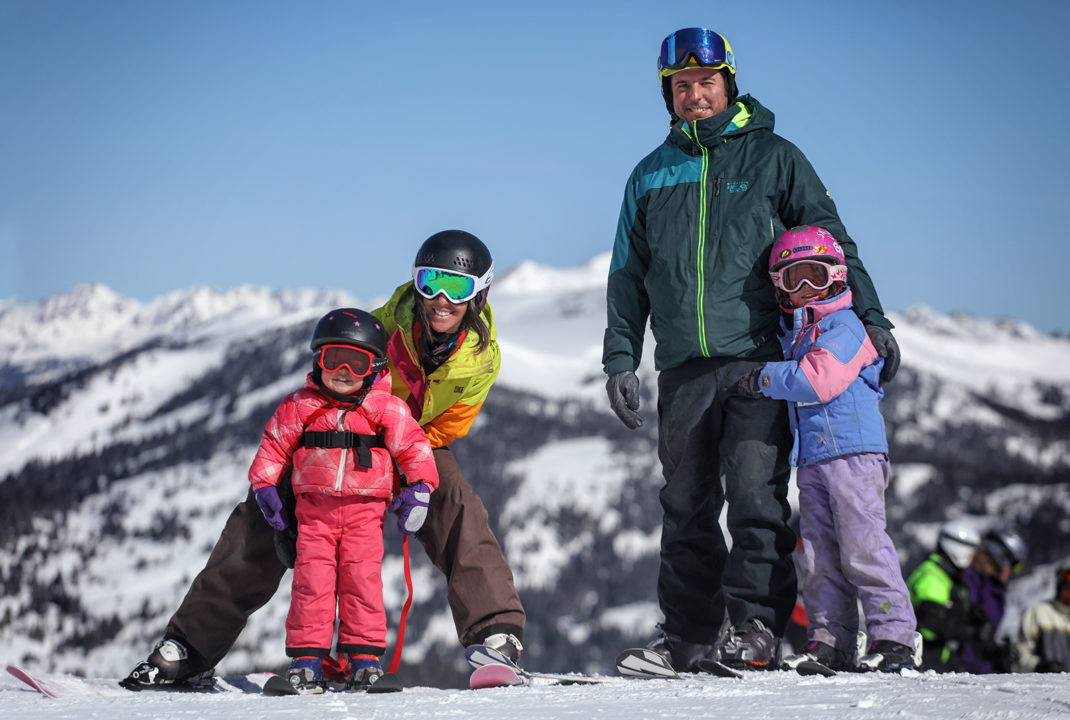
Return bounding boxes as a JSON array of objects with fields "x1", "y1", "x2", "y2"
[
  {"x1": 736, "y1": 365, "x2": 766, "y2": 398},
  {"x1": 606, "y1": 370, "x2": 643, "y2": 429},
  {"x1": 865, "y1": 324, "x2": 901, "y2": 383}
]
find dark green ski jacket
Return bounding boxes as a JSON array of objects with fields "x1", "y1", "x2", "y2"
[{"x1": 603, "y1": 95, "x2": 891, "y2": 374}]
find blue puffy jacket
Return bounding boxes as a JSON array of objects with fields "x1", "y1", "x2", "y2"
[{"x1": 758, "y1": 288, "x2": 888, "y2": 466}]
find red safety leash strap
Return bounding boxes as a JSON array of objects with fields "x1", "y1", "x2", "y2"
[{"x1": 387, "y1": 534, "x2": 413, "y2": 674}]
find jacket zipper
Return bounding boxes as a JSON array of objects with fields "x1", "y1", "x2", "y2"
[
  {"x1": 334, "y1": 412, "x2": 347, "y2": 492},
  {"x1": 695, "y1": 132, "x2": 711, "y2": 357}
]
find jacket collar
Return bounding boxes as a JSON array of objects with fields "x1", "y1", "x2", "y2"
[
  {"x1": 669, "y1": 95, "x2": 773, "y2": 151},
  {"x1": 787, "y1": 287, "x2": 854, "y2": 331}
]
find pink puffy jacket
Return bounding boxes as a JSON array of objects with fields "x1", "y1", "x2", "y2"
[{"x1": 249, "y1": 372, "x2": 438, "y2": 498}]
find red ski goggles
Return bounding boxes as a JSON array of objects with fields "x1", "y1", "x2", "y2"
[
  {"x1": 317, "y1": 344, "x2": 380, "y2": 377},
  {"x1": 412, "y1": 266, "x2": 492, "y2": 304},
  {"x1": 658, "y1": 28, "x2": 736, "y2": 78}
]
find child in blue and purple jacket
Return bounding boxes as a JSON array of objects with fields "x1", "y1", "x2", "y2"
[{"x1": 736, "y1": 225, "x2": 917, "y2": 673}]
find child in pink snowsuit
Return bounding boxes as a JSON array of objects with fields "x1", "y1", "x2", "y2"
[
  {"x1": 737, "y1": 226, "x2": 917, "y2": 673},
  {"x1": 249, "y1": 308, "x2": 439, "y2": 692}
]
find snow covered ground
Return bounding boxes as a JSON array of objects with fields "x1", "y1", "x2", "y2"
[{"x1": 4, "y1": 668, "x2": 1069, "y2": 719}]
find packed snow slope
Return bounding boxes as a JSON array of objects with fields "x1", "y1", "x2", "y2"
[{"x1": 3, "y1": 668, "x2": 1070, "y2": 720}]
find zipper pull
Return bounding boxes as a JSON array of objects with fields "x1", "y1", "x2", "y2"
[{"x1": 714, "y1": 177, "x2": 721, "y2": 196}]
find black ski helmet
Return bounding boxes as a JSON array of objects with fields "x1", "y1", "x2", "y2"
[
  {"x1": 412, "y1": 230, "x2": 494, "y2": 309},
  {"x1": 310, "y1": 308, "x2": 388, "y2": 359}
]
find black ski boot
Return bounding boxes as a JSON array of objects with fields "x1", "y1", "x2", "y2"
[
  {"x1": 646, "y1": 631, "x2": 715, "y2": 672},
  {"x1": 782, "y1": 640, "x2": 852, "y2": 674},
  {"x1": 120, "y1": 639, "x2": 215, "y2": 691},
  {"x1": 858, "y1": 637, "x2": 919, "y2": 672},
  {"x1": 720, "y1": 618, "x2": 777, "y2": 670}
]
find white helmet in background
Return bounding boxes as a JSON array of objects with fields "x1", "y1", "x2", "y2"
[{"x1": 938, "y1": 519, "x2": 984, "y2": 569}]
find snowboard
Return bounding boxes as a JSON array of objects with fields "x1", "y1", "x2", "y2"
[{"x1": 6, "y1": 664, "x2": 273, "y2": 699}]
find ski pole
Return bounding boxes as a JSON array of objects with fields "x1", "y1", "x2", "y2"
[{"x1": 387, "y1": 534, "x2": 413, "y2": 674}]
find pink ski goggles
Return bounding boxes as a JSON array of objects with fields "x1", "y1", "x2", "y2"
[{"x1": 770, "y1": 260, "x2": 847, "y2": 293}]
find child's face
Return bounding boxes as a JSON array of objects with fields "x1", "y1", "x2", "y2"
[
  {"x1": 787, "y1": 283, "x2": 832, "y2": 308},
  {"x1": 322, "y1": 366, "x2": 363, "y2": 395}
]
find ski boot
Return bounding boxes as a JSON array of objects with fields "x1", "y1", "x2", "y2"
[
  {"x1": 782, "y1": 640, "x2": 852, "y2": 673},
  {"x1": 120, "y1": 638, "x2": 215, "y2": 691},
  {"x1": 857, "y1": 635, "x2": 919, "y2": 672},
  {"x1": 344, "y1": 654, "x2": 384, "y2": 691},
  {"x1": 286, "y1": 656, "x2": 327, "y2": 694},
  {"x1": 480, "y1": 632, "x2": 523, "y2": 665},
  {"x1": 646, "y1": 631, "x2": 715, "y2": 672},
  {"x1": 720, "y1": 618, "x2": 777, "y2": 670}
]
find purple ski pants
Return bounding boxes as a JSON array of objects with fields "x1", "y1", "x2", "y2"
[{"x1": 795, "y1": 452, "x2": 916, "y2": 651}]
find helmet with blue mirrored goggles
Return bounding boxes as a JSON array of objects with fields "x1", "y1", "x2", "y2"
[
  {"x1": 412, "y1": 265, "x2": 494, "y2": 304},
  {"x1": 658, "y1": 27, "x2": 736, "y2": 79}
]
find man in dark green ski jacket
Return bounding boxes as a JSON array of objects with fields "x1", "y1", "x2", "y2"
[{"x1": 602, "y1": 27, "x2": 900, "y2": 672}]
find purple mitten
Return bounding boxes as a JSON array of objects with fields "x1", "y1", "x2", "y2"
[
  {"x1": 387, "y1": 482, "x2": 431, "y2": 535},
  {"x1": 255, "y1": 486, "x2": 288, "y2": 531}
]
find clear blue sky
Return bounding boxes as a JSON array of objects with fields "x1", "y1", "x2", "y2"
[{"x1": 2, "y1": 0, "x2": 1068, "y2": 333}]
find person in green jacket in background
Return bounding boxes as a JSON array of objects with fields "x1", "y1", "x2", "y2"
[
  {"x1": 906, "y1": 518, "x2": 983, "y2": 671},
  {"x1": 909, "y1": 520, "x2": 1027, "y2": 673},
  {"x1": 602, "y1": 27, "x2": 900, "y2": 672}
]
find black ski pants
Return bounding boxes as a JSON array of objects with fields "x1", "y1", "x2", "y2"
[
  {"x1": 655, "y1": 356, "x2": 797, "y2": 645},
  {"x1": 164, "y1": 446, "x2": 525, "y2": 673}
]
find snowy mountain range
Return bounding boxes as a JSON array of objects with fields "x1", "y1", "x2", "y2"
[{"x1": 2, "y1": 253, "x2": 1069, "y2": 688}]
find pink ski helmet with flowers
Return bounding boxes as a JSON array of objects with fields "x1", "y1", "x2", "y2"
[{"x1": 768, "y1": 226, "x2": 848, "y2": 310}]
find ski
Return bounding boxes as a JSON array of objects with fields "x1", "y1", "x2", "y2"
[
  {"x1": 261, "y1": 671, "x2": 403, "y2": 696},
  {"x1": 470, "y1": 663, "x2": 525, "y2": 689},
  {"x1": 696, "y1": 657, "x2": 746, "y2": 679},
  {"x1": 465, "y1": 645, "x2": 616, "y2": 688},
  {"x1": 7, "y1": 664, "x2": 273, "y2": 699},
  {"x1": 262, "y1": 674, "x2": 302, "y2": 696},
  {"x1": 7, "y1": 665, "x2": 60, "y2": 698},
  {"x1": 793, "y1": 660, "x2": 838, "y2": 677},
  {"x1": 614, "y1": 648, "x2": 743, "y2": 680}
]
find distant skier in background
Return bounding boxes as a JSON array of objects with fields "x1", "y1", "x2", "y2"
[
  {"x1": 1014, "y1": 562, "x2": 1070, "y2": 673},
  {"x1": 908, "y1": 522, "x2": 1027, "y2": 673},
  {"x1": 735, "y1": 226, "x2": 917, "y2": 673},
  {"x1": 907, "y1": 518, "x2": 983, "y2": 671},
  {"x1": 247, "y1": 308, "x2": 438, "y2": 693},
  {"x1": 123, "y1": 231, "x2": 526, "y2": 691}
]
